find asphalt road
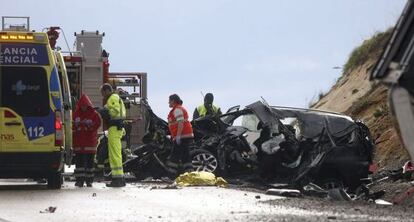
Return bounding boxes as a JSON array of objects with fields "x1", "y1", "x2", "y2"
[{"x1": 0, "y1": 180, "x2": 413, "y2": 222}]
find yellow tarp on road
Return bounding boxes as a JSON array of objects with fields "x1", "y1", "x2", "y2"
[{"x1": 174, "y1": 171, "x2": 228, "y2": 187}]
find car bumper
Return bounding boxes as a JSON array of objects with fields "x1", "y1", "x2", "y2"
[{"x1": 0, "y1": 152, "x2": 63, "y2": 178}]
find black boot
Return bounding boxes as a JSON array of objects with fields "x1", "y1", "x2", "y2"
[
  {"x1": 106, "y1": 178, "x2": 126, "y2": 187},
  {"x1": 86, "y1": 178, "x2": 93, "y2": 187},
  {"x1": 75, "y1": 178, "x2": 84, "y2": 187}
]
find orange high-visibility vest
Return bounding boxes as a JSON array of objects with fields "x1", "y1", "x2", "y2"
[{"x1": 168, "y1": 105, "x2": 194, "y2": 140}]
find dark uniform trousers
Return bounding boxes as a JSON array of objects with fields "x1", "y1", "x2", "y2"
[
  {"x1": 74, "y1": 153, "x2": 95, "y2": 183},
  {"x1": 168, "y1": 138, "x2": 194, "y2": 173}
]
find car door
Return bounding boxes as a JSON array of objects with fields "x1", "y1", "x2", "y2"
[
  {"x1": 56, "y1": 52, "x2": 73, "y2": 165},
  {"x1": 1, "y1": 66, "x2": 51, "y2": 151}
]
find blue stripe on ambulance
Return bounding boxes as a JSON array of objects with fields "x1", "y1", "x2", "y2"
[{"x1": 50, "y1": 66, "x2": 62, "y2": 110}]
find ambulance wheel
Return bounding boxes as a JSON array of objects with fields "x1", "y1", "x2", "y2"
[{"x1": 47, "y1": 172, "x2": 63, "y2": 189}]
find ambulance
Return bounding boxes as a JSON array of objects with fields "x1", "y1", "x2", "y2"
[{"x1": 0, "y1": 17, "x2": 72, "y2": 189}]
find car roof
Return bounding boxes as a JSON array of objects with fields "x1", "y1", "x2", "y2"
[{"x1": 270, "y1": 105, "x2": 353, "y2": 120}]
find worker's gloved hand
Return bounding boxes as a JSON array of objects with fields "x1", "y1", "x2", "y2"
[
  {"x1": 175, "y1": 136, "x2": 181, "y2": 146},
  {"x1": 85, "y1": 119, "x2": 93, "y2": 126},
  {"x1": 97, "y1": 107, "x2": 110, "y2": 122},
  {"x1": 74, "y1": 117, "x2": 81, "y2": 127}
]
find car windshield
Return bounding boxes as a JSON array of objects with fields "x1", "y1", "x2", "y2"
[
  {"x1": 1, "y1": 66, "x2": 49, "y2": 116},
  {"x1": 232, "y1": 113, "x2": 261, "y2": 132}
]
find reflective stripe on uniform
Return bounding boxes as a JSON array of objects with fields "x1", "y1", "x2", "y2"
[
  {"x1": 84, "y1": 174, "x2": 94, "y2": 178},
  {"x1": 74, "y1": 147, "x2": 97, "y2": 152},
  {"x1": 74, "y1": 173, "x2": 86, "y2": 177},
  {"x1": 173, "y1": 108, "x2": 184, "y2": 121},
  {"x1": 178, "y1": 133, "x2": 194, "y2": 140},
  {"x1": 83, "y1": 147, "x2": 97, "y2": 151}
]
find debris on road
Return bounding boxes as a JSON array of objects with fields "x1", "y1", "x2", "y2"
[
  {"x1": 39, "y1": 206, "x2": 57, "y2": 213},
  {"x1": 150, "y1": 184, "x2": 179, "y2": 190},
  {"x1": 375, "y1": 199, "x2": 393, "y2": 205},
  {"x1": 392, "y1": 186, "x2": 414, "y2": 205},
  {"x1": 302, "y1": 183, "x2": 328, "y2": 198},
  {"x1": 266, "y1": 188, "x2": 301, "y2": 197},
  {"x1": 230, "y1": 211, "x2": 250, "y2": 214},
  {"x1": 327, "y1": 216, "x2": 337, "y2": 220}
]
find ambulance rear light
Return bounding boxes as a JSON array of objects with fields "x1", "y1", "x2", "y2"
[
  {"x1": 55, "y1": 110, "x2": 64, "y2": 146},
  {"x1": 4, "y1": 110, "x2": 17, "y2": 118}
]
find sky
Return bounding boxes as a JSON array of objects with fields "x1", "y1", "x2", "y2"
[{"x1": 0, "y1": 0, "x2": 407, "y2": 118}]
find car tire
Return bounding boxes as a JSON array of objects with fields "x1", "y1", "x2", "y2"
[
  {"x1": 47, "y1": 172, "x2": 63, "y2": 189},
  {"x1": 190, "y1": 149, "x2": 219, "y2": 173}
]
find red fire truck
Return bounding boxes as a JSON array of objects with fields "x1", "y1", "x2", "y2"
[{"x1": 48, "y1": 28, "x2": 148, "y2": 149}]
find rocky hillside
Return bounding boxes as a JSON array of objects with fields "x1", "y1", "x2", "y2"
[{"x1": 312, "y1": 30, "x2": 410, "y2": 171}]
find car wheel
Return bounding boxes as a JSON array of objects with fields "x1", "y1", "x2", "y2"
[
  {"x1": 47, "y1": 172, "x2": 63, "y2": 189},
  {"x1": 190, "y1": 149, "x2": 218, "y2": 173}
]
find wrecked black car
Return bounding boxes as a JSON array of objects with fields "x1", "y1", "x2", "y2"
[
  {"x1": 194, "y1": 101, "x2": 375, "y2": 190},
  {"x1": 125, "y1": 100, "x2": 375, "y2": 190}
]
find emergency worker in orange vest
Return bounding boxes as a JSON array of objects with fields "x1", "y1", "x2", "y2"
[{"x1": 166, "y1": 94, "x2": 194, "y2": 173}]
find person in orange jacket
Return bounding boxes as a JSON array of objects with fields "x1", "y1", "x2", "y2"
[
  {"x1": 166, "y1": 94, "x2": 194, "y2": 173},
  {"x1": 73, "y1": 94, "x2": 101, "y2": 187}
]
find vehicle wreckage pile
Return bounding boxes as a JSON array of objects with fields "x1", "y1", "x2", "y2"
[{"x1": 98, "y1": 100, "x2": 408, "y2": 202}]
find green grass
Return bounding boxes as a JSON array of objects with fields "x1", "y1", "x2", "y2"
[
  {"x1": 343, "y1": 30, "x2": 392, "y2": 75},
  {"x1": 349, "y1": 98, "x2": 370, "y2": 116},
  {"x1": 373, "y1": 104, "x2": 389, "y2": 118}
]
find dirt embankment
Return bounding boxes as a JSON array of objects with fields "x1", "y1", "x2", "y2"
[{"x1": 312, "y1": 31, "x2": 410, "y2": 171}]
